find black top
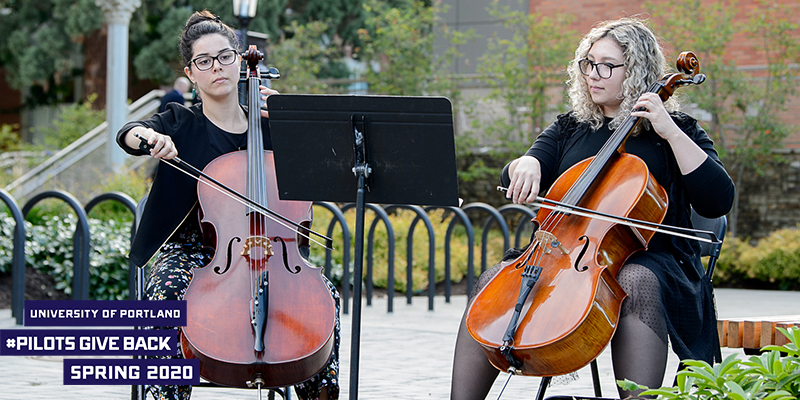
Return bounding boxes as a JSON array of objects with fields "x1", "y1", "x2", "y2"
[
  {"x1": 501, "y1": 111, "x2": 735, "y2": 364},
  {"x1": 116, "y1": 102, "x2": 271, "y2": 267}
]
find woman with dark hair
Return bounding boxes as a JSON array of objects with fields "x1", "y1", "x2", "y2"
[
  {"x1": 450, "y1": 18, "x2": 734, "y2": 400},
  {"x1": 118, "y1": 10, "x2": 339, "y2": 400}
]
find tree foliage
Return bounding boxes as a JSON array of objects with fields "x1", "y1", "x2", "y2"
[
  {"x1": 357, "y1": 0, "x2": 459, "y2": 97},
  {"x1": 466, "y1": 4, "x2": 577, "y2": 155},
  {"x1": 454, "y1": 4, "x2": 578, "y2": 183},
  {"x1": 648, "y1": 0, "x2": 800, "y2": 236},
  {"x1": 269, "y1": 20, "x2": 345, "y2": 94},
  {"x1": 0, "y1": 0, "x2": 103, "y2": 103},
  {"x1": 0, "y1": 0, "x2": 386, "y2": 104}
]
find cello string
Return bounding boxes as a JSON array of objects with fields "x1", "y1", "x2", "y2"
[
  {"x1": 134, "y1": 131, "x2": 333, "y2": 247},
  {"x1": 496, "y1": 187, "x2": 716, "y2": 244},
  {"x1": 248, "y1": 74, "x2": 265, "y2": 298},
  {"x1": 152, "y1": 156, "x2": 333, "y2": 250}
]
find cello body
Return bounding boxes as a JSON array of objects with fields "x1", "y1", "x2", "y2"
[
  {"x1": 179, "y1": 46, "x2": 335, "y2": 388},
  {"x1": 180, "y1": 151, "x2": 335, "y2": 388},
  {"x1": 466, "y1": 153, "x2": 667, "y2": 376}
]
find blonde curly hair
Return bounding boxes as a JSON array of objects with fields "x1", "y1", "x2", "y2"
[{"x1": 567, "y1": 18, "x2": 679, "y2": 131}]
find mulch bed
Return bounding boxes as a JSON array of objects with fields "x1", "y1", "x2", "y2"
[{"x1": 0, "y1": 266, "x2": 70, "y2": 308}]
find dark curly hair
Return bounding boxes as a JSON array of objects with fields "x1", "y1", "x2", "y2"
[{"x1": 180, "y1": 10, "x2": 239, "y2": 67}]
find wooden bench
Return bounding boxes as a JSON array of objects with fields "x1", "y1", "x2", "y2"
[{"x1": 718, "y1": 315, "x2": 800, "y2": 351}]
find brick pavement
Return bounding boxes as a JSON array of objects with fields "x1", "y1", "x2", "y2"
[{"x1": 1, "y1": 288, "x2": 799, "y2": 400}]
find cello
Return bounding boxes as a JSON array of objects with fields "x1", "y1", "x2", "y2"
[
  {"x1": 177, "y1": 46, "x2": 337, "y2": 389},
  {"x1": 466, "y1": 52, "x2": 706, "y2": 377}
]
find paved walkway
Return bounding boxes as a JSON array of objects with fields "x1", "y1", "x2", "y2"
[{"x1": 1, "y1": 288, "x2": 799, "y2": 400}]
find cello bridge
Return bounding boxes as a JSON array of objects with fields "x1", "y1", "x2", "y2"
[
  {"x1": 534, "y1": 230, "x2": 570, "y2": 255},
  {"x1": 241, "y1": 236, "x2": 274, "y2": 260}
]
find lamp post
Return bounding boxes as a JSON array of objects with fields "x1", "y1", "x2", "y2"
[
  {"x1": 233, "y1": 0, "x2": 257, "y2": 105},
  {"x1": 232, "y1": 0, "x2": 257, "y2": 51}
]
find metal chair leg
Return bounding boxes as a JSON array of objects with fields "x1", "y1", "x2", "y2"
[{"x1": 590, "y1": 359, "x2": 602, "y2": 397}]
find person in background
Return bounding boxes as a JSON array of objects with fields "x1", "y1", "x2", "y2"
[{"x1": 159, "y1": 76, "x2": 192, "y2": 113}]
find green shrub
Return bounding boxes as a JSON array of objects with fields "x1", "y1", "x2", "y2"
[
  {"x1": 620, "y1": 326, "x2": 800, "y2": 399},
  {"x1": 0, "y1": 212, "x2": 25, "y2": 274},
  {"x1": 714, "y1": 226, "x2": 800, "y2": 290},
  {"x1": 308, "y1": 207, "x2": 507, "y2": 293},
  {"x1": 0, "y1": 213, "x2": 131, "y2": 299},
  {"x1": 0, "y1": 123, "x2": 21, "y2": 151},
  {"x1": 86, "y1": 168, "x2": 153, "y2": 222},
  {"x1": 38, "y1": 94, "x2": 105, "y2": 150}
]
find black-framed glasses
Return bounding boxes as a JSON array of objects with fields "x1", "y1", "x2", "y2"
[
  {"x1": 189, "y1": 49, "x2": 238, "y2": 71},
  {"x1": 578, "y1": 58, "x2": 625, "y2": 79}
]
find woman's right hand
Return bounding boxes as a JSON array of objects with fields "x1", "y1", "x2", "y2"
[
  {"x1": 507, "y1": 155, "x2": 542, "y2": 204},
  {"x1": 127, "y1": 127, "x2": 178, "y2": 160}
]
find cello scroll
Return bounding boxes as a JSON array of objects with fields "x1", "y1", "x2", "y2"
[{"x1": 654, "y1": 51, "x2": 706, "y2": 102}]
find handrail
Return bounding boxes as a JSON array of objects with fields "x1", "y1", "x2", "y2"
[
  {"x1": 4, "y1": 90, "x2": 165, "y2": 199},
  {"x1": 383, "y1": 205, "x2": 437, "y2": 310},
  {"x1": 462, "y1": 202, "x2": 510, "y2": 274},
  {"x1": 365, "y1": 206, "x2": 395, "y2": 311}
]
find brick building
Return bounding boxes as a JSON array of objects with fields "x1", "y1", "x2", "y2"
[
  {"x1": 442, "y1": 0, "x2": 800, "y2": 145},
  {"x1": 443, "y1": 0, "x2": 800, "y2": 238}
]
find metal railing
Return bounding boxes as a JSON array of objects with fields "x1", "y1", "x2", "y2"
[
  {"x1": 1, "y1": 189, "x2": 534, "y2": 325},
  {"x1": 3, "y1": 90, "x2": 164, "y2": 200}
]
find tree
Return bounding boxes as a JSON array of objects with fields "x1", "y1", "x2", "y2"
[
  {"x1": 453, "y1": 4, "x2": 578, "y2": 183},
  {"x1": 268, "y1": 20, "x2": 345, "y2": 94},
  {"x1": 129, "y1": 0, "x2": 288, "y2": 86},
  {"x1": 0, "y1": 0, "x2": 104, "y2": 104},
  {"x1": 468, "y1": 5, "x2": 577, "y2": 154},
  {"x1": 0, "y1": 0, "x2": 376, "y2": 108},
  {"x1": 648, "y1": 0, "x2": 800, "y2": 236},
  {"x1": 357, "y1": 0, "x2": 464, "y2": 97}
]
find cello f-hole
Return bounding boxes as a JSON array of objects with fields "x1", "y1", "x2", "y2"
[
  {"x1": 273, "y1": 237, "x2": 302, "y2": 274},
  {"x1": 574, "y1": 235, "x2": 590, "y2": 272},
  {"x1": 214, "y1": 236, "x2": 241, "y2": 275}
]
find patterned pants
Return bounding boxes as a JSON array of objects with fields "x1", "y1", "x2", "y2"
[{"x1": 144, "y1": 227, "x2": 340, "y2": 400}]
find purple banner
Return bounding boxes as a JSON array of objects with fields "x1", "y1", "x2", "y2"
[
  {"x1": 0, "y1": 329, "x2": 176, "y2": 356},
  {"x1": 63, "y1": 358, "x2": 200, "y2": 385},
  {"x1": 24, "y1": 300, "x2": 186, "y2": 327}
]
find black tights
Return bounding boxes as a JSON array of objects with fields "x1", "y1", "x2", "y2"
[{"x1": 450, "y1": 263, "x2": 668, "y2": 400}]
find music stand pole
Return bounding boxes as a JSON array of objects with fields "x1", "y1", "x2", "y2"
[{"x1": 348, "y1": 117, "x2": 370, "y2": 400}]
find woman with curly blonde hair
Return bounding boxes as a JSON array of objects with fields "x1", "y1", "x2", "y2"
[{"x1": 450, "y1": 18, "x2": 734, "y2": 400}]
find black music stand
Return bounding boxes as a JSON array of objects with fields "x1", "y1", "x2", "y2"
[{"x1": 267, "y1": 94, "x2": 459, "y2": 400}]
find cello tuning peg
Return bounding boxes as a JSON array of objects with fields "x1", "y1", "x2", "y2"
[
  {"x1": 266, "y1": 67, "x2": 280, "y2": 80},
  {"x1": 693, "y1": 74, "x2": 706, "y2": 85}
]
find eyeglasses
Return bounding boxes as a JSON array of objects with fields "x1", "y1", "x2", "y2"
[
  {"x1": 189, "y1": 49, "x2": 238, "y2": 71},
  {"x1": 578, "y1": 58, "x2": 625, "y2": 79}
]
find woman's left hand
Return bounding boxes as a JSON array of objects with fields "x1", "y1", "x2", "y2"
[
  {"x1": 259, "y1": 85, "x2": 279, "y2": 118},
  {"x1": 630, "y1": 92, "x2": 682, "y2": 142},
  {"x1": 631, "y1": 92, "x2": 709, "y2": 174}
]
